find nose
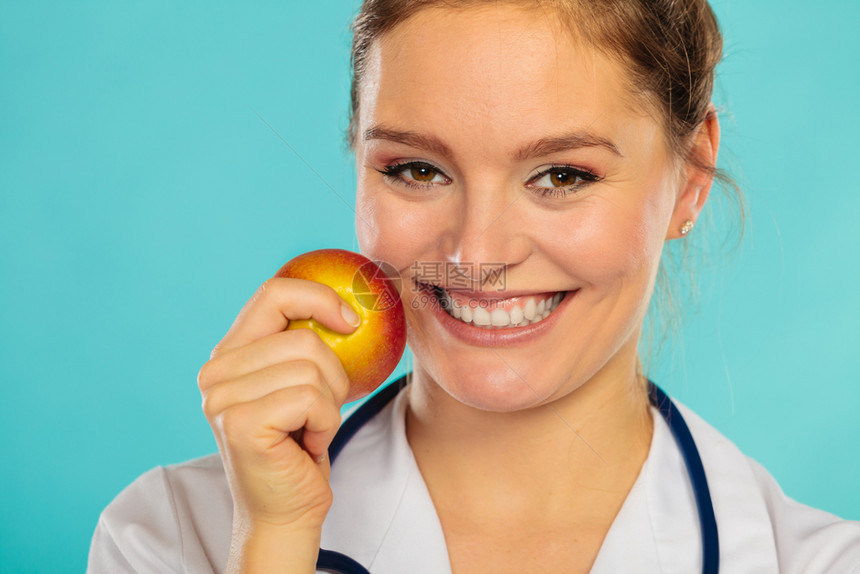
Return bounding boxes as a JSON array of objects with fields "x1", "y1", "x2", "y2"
[{"x1": 439, "y1": 184, "x2": 531, "y2": 290}]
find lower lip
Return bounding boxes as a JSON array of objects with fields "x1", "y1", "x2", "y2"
[{"x1": 420, "y1": 285, "x2": 577, "y2": 347}]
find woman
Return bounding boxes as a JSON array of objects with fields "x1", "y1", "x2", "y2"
[{"x1": 88, "y1": 1, "x2": 860, "y2": 572}]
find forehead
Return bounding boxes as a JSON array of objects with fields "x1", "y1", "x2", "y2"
[{"x1": 358, "y1": 4, "x2": 657, "y2": 156}]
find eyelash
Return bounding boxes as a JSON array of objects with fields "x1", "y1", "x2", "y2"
[
  {"x1": 376, "y1": 161, "x2": 448, "y2": 191},
  {"x1": 375, "y1": 161, "x2": 602, "y2": 197},
  {"x1": 526, "y1": 164, "x2": 602, "y2": 198}
]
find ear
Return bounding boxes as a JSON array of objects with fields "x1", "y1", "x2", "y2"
[{"x1": 667, "y1": 103, "x2": 720, "y2": 240}]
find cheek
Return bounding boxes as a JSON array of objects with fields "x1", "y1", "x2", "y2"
[
  {"x1": 355, "y1": 183, "x2": 438, "y2": 273},
  {"x1": 354, "y1": 184, "x2": 380, "y2": 255},
  {"x1": 546, "y1": 192, "x2": 670, "y2": 286}
]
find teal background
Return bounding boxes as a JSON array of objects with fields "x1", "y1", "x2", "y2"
[{"x1": 1, "y1": 1, "x2": 858, "y2": 571}]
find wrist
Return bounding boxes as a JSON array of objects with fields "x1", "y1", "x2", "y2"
[{"x1": 227, "y1": 520, "x2": 322, "y2": 574}]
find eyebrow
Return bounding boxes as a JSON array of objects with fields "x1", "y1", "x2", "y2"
[
  {"x1": 363, "y1": 126, "x2": 452, "y2": 157},
  {"x1": 363, "y1": 125, "x2": 622, "y2": 160},
  {"x1": 513, "y1": 132, "x2": 623, "y2": 161}
]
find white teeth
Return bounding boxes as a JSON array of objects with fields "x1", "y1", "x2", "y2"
[
  {"x1": 523, "y1": 298, "x2": 536, "y2": 320},
  {"x1": 509, "y1": 305, "x2": 524, "y2": 326},
  {"x1": 452, "y1": 303, "x2": 462, "y2": 319},
  {"x1": 483, "y1": 305, "x2": 531, "y2": 328},
  {"x1": 442, "y1": 290, "x2": 462, "y2": 318},
  {"x1": 460, "y1": 304, "x2": 473, "y2": 323},
  {"x1": 472, "y1": 306, "x2": 491, "y2": 326},
  {"x1": 490, "y1": 308, "x2": 510, "y2": 326},
  {"x1": 435, "y1": 288, "x2": 566, "y2": 329}
]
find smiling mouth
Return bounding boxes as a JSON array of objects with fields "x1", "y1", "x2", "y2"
[{"x1": 425, "y1": 284, "x2": 568, "y2": 329}]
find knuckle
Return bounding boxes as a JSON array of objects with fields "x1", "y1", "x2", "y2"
[
  {"x1": 286, "y1": 331, "x2": 341, "y2": 382},
  {"x1": 209, "y1": 342, "x2": 226, "y2": 360},
  {"x1": 325, "y1": 285, "x2": 345, "y2": 305},
  {"x1": 289, "y1": 327, "x2": 324, "y2": 354},
  {"x1": 331, "y1": 373, "x2": 350, "y2": 402},
  {"x1": 327, "y1": 407, "x2": 343, "y2": 428},
  {"x1": 294, "y1": 382, "x2": 324, "y2": 405},
  {"x1": 197, "y1": 361, "x2": 215, "y2": 392},
  {"x1": 294, "y1": 359, "x2": 325, "y2": 386},
  {"x1": 294, "y1": 329, "x2": 334, "y2": 365},
  {"x1": 253, "y1": 278, "x2": 278, "y2": 305},
  {"x1": 200, "y1": 387, "x2": 221, "y2": 419},
  {"x1": 216, "y1": 405, "x2": 246, "y2": 439}
]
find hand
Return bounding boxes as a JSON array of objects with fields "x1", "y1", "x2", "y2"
[{"x1": 197, "y1": 278, "x2": 360, "y2": 569}]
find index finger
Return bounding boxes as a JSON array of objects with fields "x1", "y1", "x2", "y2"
[{"x1": 212, "y1": 277, "x2": 361, "y2": 358}]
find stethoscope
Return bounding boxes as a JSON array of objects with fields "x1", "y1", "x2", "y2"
[{"x1": 316, "y1": 375, "x2": 720, "y2": 574}]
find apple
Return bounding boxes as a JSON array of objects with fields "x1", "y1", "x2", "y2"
[{"x1": 274, "y1": 249, "x2": 407, "y2": 402}]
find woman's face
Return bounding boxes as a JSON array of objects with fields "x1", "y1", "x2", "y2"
[{"x1": 354, "y1": 5, "x2": 688, "y2": 411}]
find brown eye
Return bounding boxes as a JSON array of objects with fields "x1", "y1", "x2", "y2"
[
  {"x1": 377, "y1": 161, "x2": 450, "y2": 190},
  {"x1": 410, "y1": 165, "x2": 438, "y2": 182},
  {"x1": 549, "y1": 170, "x2": 578, "y2": 187},
  {"x1": 526, "y1": 165, "x2": 601, "y2": 199}
]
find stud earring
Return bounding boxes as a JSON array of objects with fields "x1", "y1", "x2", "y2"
[{"x1": 679, "y1": 219, "x2": 694, "y2": 236}]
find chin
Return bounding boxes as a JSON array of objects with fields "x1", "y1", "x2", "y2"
[
  {"x1": 452, "y1": 381, "x2": 548, "y2": 413},
  {"x1": 416, "y1": 347, "x2": 568, "y2": 413}
]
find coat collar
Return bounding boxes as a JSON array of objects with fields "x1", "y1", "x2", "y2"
[
  {"x1": 321, "y1": 385, "x2": 780, "y2": 573},
  {"x1": 322, "y1": 387, "x2": 452, "y2": 573}
]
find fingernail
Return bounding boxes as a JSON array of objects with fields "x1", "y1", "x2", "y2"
[
  {"x1": 341, "y1": 302, "x2": 361, "y2": 328},
  {"x1": 315, "y1": 453, "x2": 327, "y2": 464}
]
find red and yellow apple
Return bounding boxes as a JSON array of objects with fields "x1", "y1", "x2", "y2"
[{"x1": 274, "y1": 249, "x2": 407, "y2": 402}]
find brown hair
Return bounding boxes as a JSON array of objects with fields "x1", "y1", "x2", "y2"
[{"x1": 347, "y1": 0, "x2": 723, "y2": 166}]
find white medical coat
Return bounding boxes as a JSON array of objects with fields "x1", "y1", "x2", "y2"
[{"x1": 88, "y1": 389, "x2": 860, "y2": 573}]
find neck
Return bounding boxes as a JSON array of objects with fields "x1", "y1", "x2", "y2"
[{"x1": 404, "y1": 357, "x2": 653, "y2": 519}]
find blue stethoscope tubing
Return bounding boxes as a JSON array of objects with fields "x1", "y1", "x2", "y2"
[{"x1": 316, "y1": 375, "x2": 719, "y2": 574}]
